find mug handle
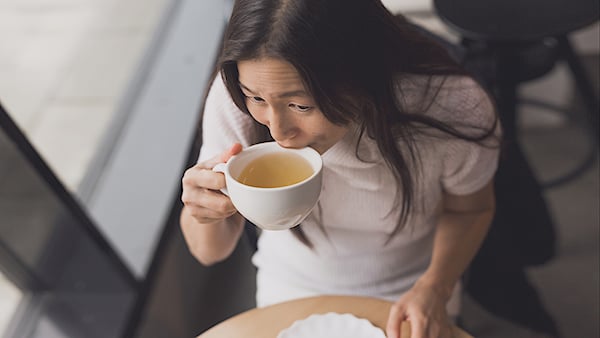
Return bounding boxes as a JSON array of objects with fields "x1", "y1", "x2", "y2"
[{"x1": 212, "y1": 163, "x2": 229, "y2": 196}]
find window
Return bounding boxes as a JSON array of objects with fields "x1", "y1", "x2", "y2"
[
  {"x1": 0, "y1": 0, "x2": 173, "y2": 196},
  {"x1": 0, "y1": 0, "x2": 228, "y2": 336},
  {"x1": 0, "y1": 271, "x2": 21, "y2": 335}
]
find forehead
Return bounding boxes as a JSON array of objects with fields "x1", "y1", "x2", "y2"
[{"x1": 237, "y1": 57, "x2": 307, "y2": 94}]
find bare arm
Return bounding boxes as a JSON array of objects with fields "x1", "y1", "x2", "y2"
[
  {"x1": 180, "y1": 144, "x2": 246, "y2": 266},
  {"x1": 387, "y1": 180, "x2": 495, "y2": 338},
  {"x1": 180, "y1": 207, "x2": 245, "y2": 266},
  {"x1": 420, "y1": 180, "x2": 495, "y2": 299}
]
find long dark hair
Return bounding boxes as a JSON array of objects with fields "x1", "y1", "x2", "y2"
[{"x1": 216, "y1": 0, "x2": 498, "y2": 244}]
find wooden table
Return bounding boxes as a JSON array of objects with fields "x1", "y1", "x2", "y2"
[{"x1": 198, "y1": 295, "x2": 473, "y2": 338}]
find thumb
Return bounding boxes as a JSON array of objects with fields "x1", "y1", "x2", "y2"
[
  {"x1": 201, "y1": 143, "x2": 243, "y2": 170},
  {"x1": 219, "y1": 143, "x2": 243, "y2": 163}
]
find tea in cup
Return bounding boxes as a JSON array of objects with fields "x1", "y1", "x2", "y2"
[{"x1": 213, "y1": 142, "x2": 323, "y2": 230}]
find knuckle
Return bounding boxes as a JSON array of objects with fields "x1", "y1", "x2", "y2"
[
  {"x1": 189, "y1": 208, "x2": 203, "y2": 219},
  {"x1": 390, "y1": 303, "x2": 402, "y2": 313},
  {"x1": 180, "y1": 190, "x2": 191, "y2": 204},
  {"x1": 212, "y1": 172, "x2": 226, "y2": 189},
  {"x1": 214, "y1": 197, "x2": 231, "y2": 214},
  {"x1": 181, "y1": 168, "x2": 196, "y2": 186}
]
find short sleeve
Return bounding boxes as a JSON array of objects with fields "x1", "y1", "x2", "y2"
[
  {"x1": 441, "y1": 138, "x2": 499, "y2": 195},
  {"x1": 436, "y1": 77, "x2": 501, "y2": 195},
  {"x1": 198, "y1": 74, "x2": 260, "y2": 163}
]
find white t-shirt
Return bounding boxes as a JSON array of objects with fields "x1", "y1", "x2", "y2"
[{"x1": 198, "y1": 74, "x2": 499, "y2": 316}]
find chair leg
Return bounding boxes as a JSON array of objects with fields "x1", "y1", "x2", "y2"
[{"x1": 558, "y1": 35, "x2": 599, "y2": 143}]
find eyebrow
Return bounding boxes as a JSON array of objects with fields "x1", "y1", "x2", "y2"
[{"x1": 239, "y1": 82, "x2": 309, "y2": 99}]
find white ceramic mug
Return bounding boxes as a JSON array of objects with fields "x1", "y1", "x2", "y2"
[{"x1": 213, "y1": 142, "x2": 323, "y2": 231}]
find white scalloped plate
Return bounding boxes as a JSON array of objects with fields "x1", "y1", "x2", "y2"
[{"x1": 277, "y1": 312, "x2": 387, "y2": 338}]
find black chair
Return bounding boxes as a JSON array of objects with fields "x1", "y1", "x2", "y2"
[
  {"x1": 431, "y1": 1, "x2": 599, "y2": 337},
  {"x1": 434, "y1": 0, "x2": 599, "y2": 189}
]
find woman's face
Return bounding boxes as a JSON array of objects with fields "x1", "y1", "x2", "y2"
[{"x1": 237, "y1": 57, "x2": 348, "y2": 154}]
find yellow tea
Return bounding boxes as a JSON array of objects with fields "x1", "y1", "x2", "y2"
[{"x1": 237, "y1": 152, "x2": 313, "y2": 188}]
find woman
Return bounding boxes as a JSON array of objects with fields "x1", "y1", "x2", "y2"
[{"x1": 180, "y1": 1, "x2": 501, "y2": 337}]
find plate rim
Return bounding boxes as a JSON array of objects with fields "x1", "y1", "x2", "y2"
[{"x1": 277, "y1": 312, "x2": 387, "y2": 338}]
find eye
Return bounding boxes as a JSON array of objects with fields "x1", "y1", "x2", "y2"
[
  {"x1": 289, "y1": 103, "x2": 313, "y2": 112},
  {"x1": 243, "y1": 94, "x2": 265, "y2": 104}
]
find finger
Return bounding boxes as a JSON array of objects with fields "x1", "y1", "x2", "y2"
[
  {"x1": 182, "y1": 187, "x2": 236, "y2": 215},
  {"x1": 200, "y1": 189, "x2": 236, "y2": 215},
  {"x1": 409, "y1": 317, "x2": 426, "y2": 338},
  {"x1": 219, "y1": 143, "x2": 243, "y2": 162},
  {"x1": 182, "y1": 166, "x2": 226, "y2": 191},
  {"x1": 186, "y1": 204, "x2": 236, "y2": 224},
  {"x1": 198, "y1": 143, "x2": 244, "y2": 170},
  {"x1": 386, "y1": 303, "x2": 405, "y2": 338}
]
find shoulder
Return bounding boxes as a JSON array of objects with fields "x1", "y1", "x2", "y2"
[
  {"x1": 434, "y1": 75, "x2": 494, "y2": 118},
  {"x1": 396, "y1": 74, "x2": 496, "y2": 130}
]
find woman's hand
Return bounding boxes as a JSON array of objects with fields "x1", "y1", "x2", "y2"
[
  {"x1": 181, "y1": 143, "x2": 243, "y2": 224},
  {"x1": 180, "y1": 143, "x2": 245, "y2": 265},
  {"x1": 387, "y1": 182, "x2": 496, "y2": 337},
  {"x1": 386, "y1": 278, "x2": 453, "y2": 338}
]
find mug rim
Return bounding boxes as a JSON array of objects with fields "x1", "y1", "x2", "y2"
[{"x1": 225, "y1": 141, "x2": 322, "y2": 192}]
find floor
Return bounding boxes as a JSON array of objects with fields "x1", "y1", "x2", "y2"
[{"x1": 0, "y1": 0, "x2": 598, "y2": 337}]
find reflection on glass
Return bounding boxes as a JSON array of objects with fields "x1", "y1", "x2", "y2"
[
  {"x1": 0, "y1": 110, "x2": 136, "y2": 337},
  {"x1": 0, "y1": 271, "x2": 21, "y2": 336},
  {"x1": 0, "y1": 0, "x2": 171, "y2": 194}
]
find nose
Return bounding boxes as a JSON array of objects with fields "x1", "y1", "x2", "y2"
[{"x1": 266, "y1": 107, "x2": 297, "y2": 141}]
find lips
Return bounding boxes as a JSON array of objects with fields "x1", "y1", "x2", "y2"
[{"x1": 272, "y1": 135, "x2": 304, "y2": 148}]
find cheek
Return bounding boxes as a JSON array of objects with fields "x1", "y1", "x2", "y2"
[
  {"x1": 305, "y1": 116, "x2": 331, "y2": 134},
  {"x1": 246, "y1": 106, "x2": 267, "y2": 125}
]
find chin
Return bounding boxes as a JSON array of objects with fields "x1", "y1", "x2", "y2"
[{"x1": 275, "y1": 140, "x2": 307, "y2": 149}]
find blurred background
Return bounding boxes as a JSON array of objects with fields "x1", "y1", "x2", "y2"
[{"x1": 0, "y1": 0, "x2": 597, "y2": 337}]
